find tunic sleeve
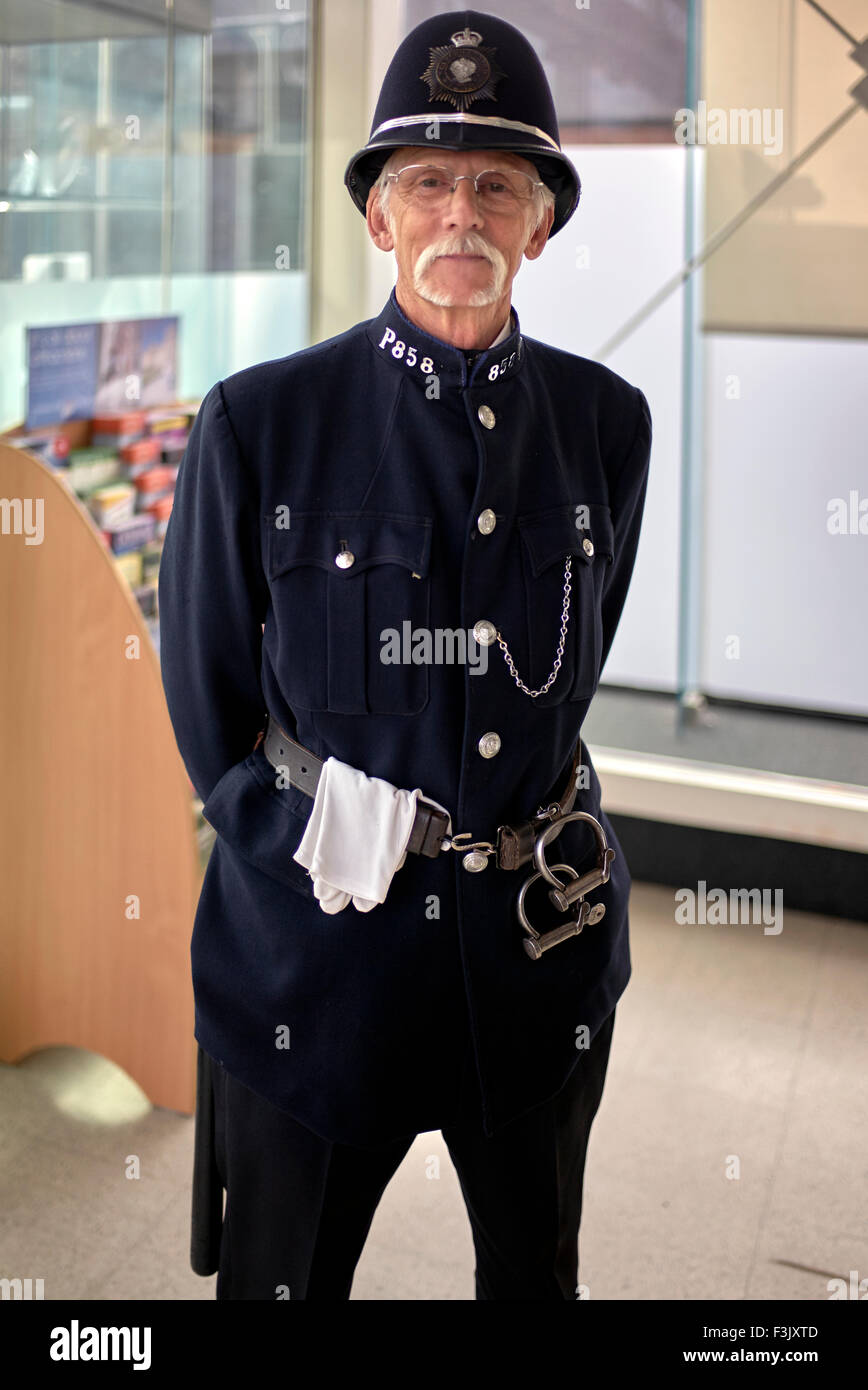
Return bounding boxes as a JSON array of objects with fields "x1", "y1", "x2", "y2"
[
  {"x1": 598, "y1": 385, "x2": 652, "y2": 678},
  {"x1": 158, "y1": 379, "x2": 269, "y2": 806}
]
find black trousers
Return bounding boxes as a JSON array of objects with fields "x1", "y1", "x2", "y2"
[{"x1": 191, "y1": 1007, "x2": 616, "y2": 1301}]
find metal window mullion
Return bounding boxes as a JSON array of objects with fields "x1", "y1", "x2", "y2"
[
  {"x1": 160, "y1": 0, "x2": 176, "y2": 308},
  {"x1": 94, "y1": 38, "x2": 111, "y2": 281},
  {"x1": 676, "y1": 0, "x2": 705, "y2": 727}
]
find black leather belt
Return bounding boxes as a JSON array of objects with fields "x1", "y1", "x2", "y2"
[
  {"x1": 257, "y1": 711, "x2": 614, "y2": 959},
  {"x1": 259, "y1": 711, "x2": 581, "y2": 868}
]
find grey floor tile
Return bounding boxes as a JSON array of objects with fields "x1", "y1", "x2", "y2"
[
  {"x1": 80, "y1": 1186, "x2": 217, "y2": 1301},
  {"x1": 0, "y1": 1149, "x2": 175, "y2": 1302},
  {"x1": 576, "y1": 1072, "x2": 788, "y2": 1299},
  {"x1": 744, "y1": 1215, "x2": 868, "y2": 1302}
]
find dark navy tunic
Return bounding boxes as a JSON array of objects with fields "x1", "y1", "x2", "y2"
[{"x1": 158, "y1": 287, "x2": 652, "y2": 1150}]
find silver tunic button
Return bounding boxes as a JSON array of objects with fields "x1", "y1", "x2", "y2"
[
  {"x1": 477, "y1": 508, "x2": 497, "y2": 535},
  {"x1": 582, "y1": 537, "x2": 594, "y2": 557},
  {"x1": 478, "y1": 731, "x2": 501, "y2": 759},
  {"x1": 463, "y1": 851, "x2": 489, "y2": 873},
  {"x1": 335, "y1": 550, "x2": 355, "y2": 568},
  {"x1": 472, "y1": 619, "x2": 497, "y2": 647},
  {"x1": 477, "y1": 404, "x2": 496, "y2": 430}
]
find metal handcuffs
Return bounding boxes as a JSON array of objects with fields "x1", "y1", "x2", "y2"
[
  {"x1": 515, "y1": 809, "x2": 615, "y2": 960},
  {"x1": 442, "y1": 804, "x2": 615, "y2": 961}
]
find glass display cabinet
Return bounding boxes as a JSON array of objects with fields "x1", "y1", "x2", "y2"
[{"x1": 0, "y1": 0, "x2": 313, "y2": 425}]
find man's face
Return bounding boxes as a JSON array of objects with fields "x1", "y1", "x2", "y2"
[{"x1": 367, "y1": 145, "x2": 553, "y2": 310}]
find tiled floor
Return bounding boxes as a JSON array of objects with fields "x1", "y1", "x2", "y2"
[{"x1": 1, "y1": 881, "x2": 865, "y2": 1301}]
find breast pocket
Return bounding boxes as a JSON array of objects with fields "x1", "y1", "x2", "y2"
[
  {"x1": 264, "y1": 511, "x2": 433, "y2": 715},
  {"x1": 517, "y1": 502, "x2": 614, "y2": 705}
]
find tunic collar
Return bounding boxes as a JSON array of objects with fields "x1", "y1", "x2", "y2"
[
  {"x1": 482, "y1": 311, "x2": 514, "y2": 351},
  {"x1": 366, "y1": 286, "x2": 524, "y2": 391}
]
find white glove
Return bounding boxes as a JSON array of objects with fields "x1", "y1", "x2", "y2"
[{"x1": 292, "y1": 756, "x2": 451, "y2": 914}]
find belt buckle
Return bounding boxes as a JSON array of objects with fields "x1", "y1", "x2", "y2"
[
  {"x1": 516, "y1": 810, "x2": 615, "y2": 961},
  {"x1": 441, "y1": 831, "x2": 496, "y2": 873}
]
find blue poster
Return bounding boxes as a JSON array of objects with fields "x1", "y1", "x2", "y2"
[
  {"x1": 26, "y1": 315, "x2": 179, "y2": 428},
  {"x1": 27, "y1": 322, "x2": 99, "y2": 428}
]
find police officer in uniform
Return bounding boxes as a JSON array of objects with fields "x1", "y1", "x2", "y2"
[{"x1": 158, "y1": 9, "x2": 652, "y2": 1300}]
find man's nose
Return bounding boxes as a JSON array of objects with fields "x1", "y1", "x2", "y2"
[{"x1": 443, "y1": 176, "x2": 484, "y2": 229}]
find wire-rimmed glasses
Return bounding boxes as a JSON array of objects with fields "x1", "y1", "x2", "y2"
[{"x1": 385, "y1": 164, "x2": 543, "y2": 212}]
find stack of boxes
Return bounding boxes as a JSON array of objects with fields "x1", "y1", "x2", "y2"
[
  {"x1": 60, "y1": 405, "x2": 199, "y2": 639},
  {"x1": 79, "y1": 407, "x2": 207, "y2": 845}
]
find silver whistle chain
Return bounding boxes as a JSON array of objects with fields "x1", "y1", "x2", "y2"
[{"x1": 496, "y1": 556, "x2": 572, "y2": 698}]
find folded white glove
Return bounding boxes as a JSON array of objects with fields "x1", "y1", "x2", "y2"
[{"x1": 292, "y1": 756, "x2": 451, "y2": 914}]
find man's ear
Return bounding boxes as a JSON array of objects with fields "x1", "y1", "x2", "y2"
[
  {"x1": 523, "y1": 201, "x2": 555, "y2": 261},
  {"x1": 366, "y1": 186, "x2": 395, "y2": 252}
]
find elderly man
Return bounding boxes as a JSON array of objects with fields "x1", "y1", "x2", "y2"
[{"x1": 159, "y1": 10, "x2": 651, "y2": 1301}]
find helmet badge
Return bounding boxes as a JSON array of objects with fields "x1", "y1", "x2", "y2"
[{"x1": 420, "y1": 27, "x2": 507, "y2": 113}]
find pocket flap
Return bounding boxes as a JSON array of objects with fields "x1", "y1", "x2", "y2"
[
  {"x1": 265, "y1": 511, "x2": 433, "y2": 581},
  {"x1": 519, "y1": 503, "x2": 614, "y2": 577}
]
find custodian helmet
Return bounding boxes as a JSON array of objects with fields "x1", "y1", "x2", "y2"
[{"x1": 344, "y1": 9, "x2": 581, "y2": 238}]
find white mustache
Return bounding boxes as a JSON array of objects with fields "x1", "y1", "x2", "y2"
[{"x1": 418, "y1": 236, "x2": 502, "y2": 277}]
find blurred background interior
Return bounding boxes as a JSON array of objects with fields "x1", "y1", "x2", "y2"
[{"x1": 0, "y1": 0, "x2": 865, "y2": 1301}]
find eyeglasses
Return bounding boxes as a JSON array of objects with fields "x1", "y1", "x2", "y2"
[{"x1": 386, "y1": 164, "x2": 543, "y2": 211}]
